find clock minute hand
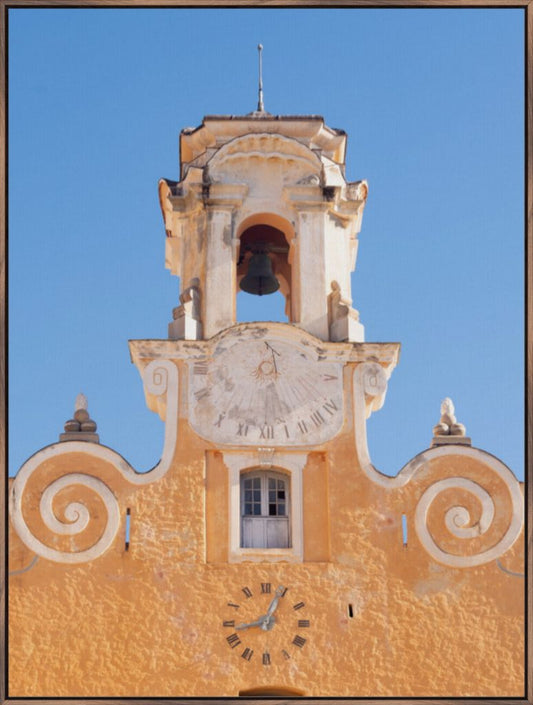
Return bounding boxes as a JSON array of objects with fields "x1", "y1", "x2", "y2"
[{"x1": 266, "y1": 585, "x2": 285, "y2": 617}]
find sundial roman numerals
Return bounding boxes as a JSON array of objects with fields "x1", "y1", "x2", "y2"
[
  {"x1": 297, "y1": 420, "x2": 308, "y2": 434},
  {"x1": 310, "y1": 410, "x2": 325, "y2": 427},
  {"x1": 214, "y1": 413, "x2": 225, "y2": 428},
  {"x1": 259, "y1": 424, "x2": 274, "y2": 439},
  {"x1": 323, "y1": 398, "x2": 338, "y2": 415},
  {"x1": 193, "y1": 362, "x2": 208, "y2": 375},
  {"x1": 237, "y1": 423, "x2": 249, "y2": 437},
  {"x1": 190, "y1": 338, "x2": 344, "y2": 446},
  {"x1": 194, "y1": 387, "x2": 210, "y2": 402}
]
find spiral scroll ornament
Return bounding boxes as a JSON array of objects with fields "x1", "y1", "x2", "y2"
[
  {"x1": 10, "y1": 472, "x2": 120, "y2": 564},
  {"x1": 360, "y1": 362, "x2": 388, "y2": 399},
  {"x1": 414, "y1": 473, "x2": 523, "y2": 568},
  {"x1": 10, "y1": 359, "x2": 179, "y2": 564}
]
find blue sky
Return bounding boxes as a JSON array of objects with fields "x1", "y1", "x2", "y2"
[{"x1": 8, "y1": 8, "x2": 524, "y2": 479}]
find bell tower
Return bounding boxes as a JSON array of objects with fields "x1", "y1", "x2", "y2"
[{"x1": 159, "y1": 113, "x2": 368, "y2": 342}]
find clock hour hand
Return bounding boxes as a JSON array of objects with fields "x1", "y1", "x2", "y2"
[
  {"x1": 266, "y1": 585, "x2": 285, "y2": 617},
  {"x1": 235, "y1": 617, "x2": 266, "y2": 631}
]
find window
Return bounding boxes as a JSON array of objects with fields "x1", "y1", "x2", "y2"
[
  {"x1": 224, "y1": 451, "x2": 306, "y2": 562},
  {"x1": 241, "y1": 471, "x2": 290, "y2": 548}
]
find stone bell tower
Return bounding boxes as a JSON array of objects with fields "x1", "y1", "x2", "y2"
[{"x1": 159, "y1": 112, "x2": 368, "y2": 342}]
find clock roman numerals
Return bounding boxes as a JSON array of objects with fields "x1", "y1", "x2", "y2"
[
  {"x1": 224, "y1": 584, "x2": 310, "y2": 663},
  {"x1": 226, "y1": 633, "x2": 241, "y2": 648}
]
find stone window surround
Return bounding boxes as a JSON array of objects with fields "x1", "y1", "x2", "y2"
[{"x1": 222, "y1": 450, "x2": 307, "y2": 563}]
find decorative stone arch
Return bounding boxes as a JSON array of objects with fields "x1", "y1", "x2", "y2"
[
  {"x1": 207, "y1": 131, "x2": 323, "y2": 187},
  {"x1": 236, "y1": 212, "x2": 296, "y2": 321},
  {"x1": 222, "y1": 451, "x2": 307, "y2": 563}
]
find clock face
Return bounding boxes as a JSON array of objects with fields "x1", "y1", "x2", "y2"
[
  {"x1": 188, "y1": 336, "x2": 344, "y2": 446},
  {"x1": 222, "y1": 583, "x2": 310, "y2": 665}
]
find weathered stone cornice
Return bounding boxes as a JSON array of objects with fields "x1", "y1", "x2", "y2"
[{"x1": 129, "y1": 322, "x2": 400, "y2": 369}]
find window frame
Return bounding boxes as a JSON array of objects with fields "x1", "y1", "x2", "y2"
[{"x1": 223, "y1": 451, "x2": 307, "y2": 563}]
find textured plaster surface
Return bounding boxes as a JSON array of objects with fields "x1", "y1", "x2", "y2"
[{"x1": 9, "y1": 390, "x2": 525, "y2": 697}]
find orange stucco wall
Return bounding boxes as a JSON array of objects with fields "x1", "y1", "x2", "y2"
[{"x1": 8, "y1": 356, "x2": 524, "y2": 697}]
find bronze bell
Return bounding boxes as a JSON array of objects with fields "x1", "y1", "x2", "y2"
[{"x1": 240, "y1": 250, "x2": 280, "y2": 296}]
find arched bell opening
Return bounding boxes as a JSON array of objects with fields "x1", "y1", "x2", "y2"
[{"x1": 236, "y1": 214, "x2": 294, "y2": 323}]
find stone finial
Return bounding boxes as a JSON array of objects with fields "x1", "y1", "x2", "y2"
[
  {"x1": 431, "y1": 397, "x2": 470, "y2": 447},
  {"x1": 60, "y1": 393, "x2": 99, "y2": 443},
  {"x1": 75, "y1": 392, "x2": 88, "y2": 411}
]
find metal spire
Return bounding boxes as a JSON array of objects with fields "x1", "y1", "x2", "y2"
[{"x1": 257, "y1": 43, "x2": 264, "y2": 112}]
